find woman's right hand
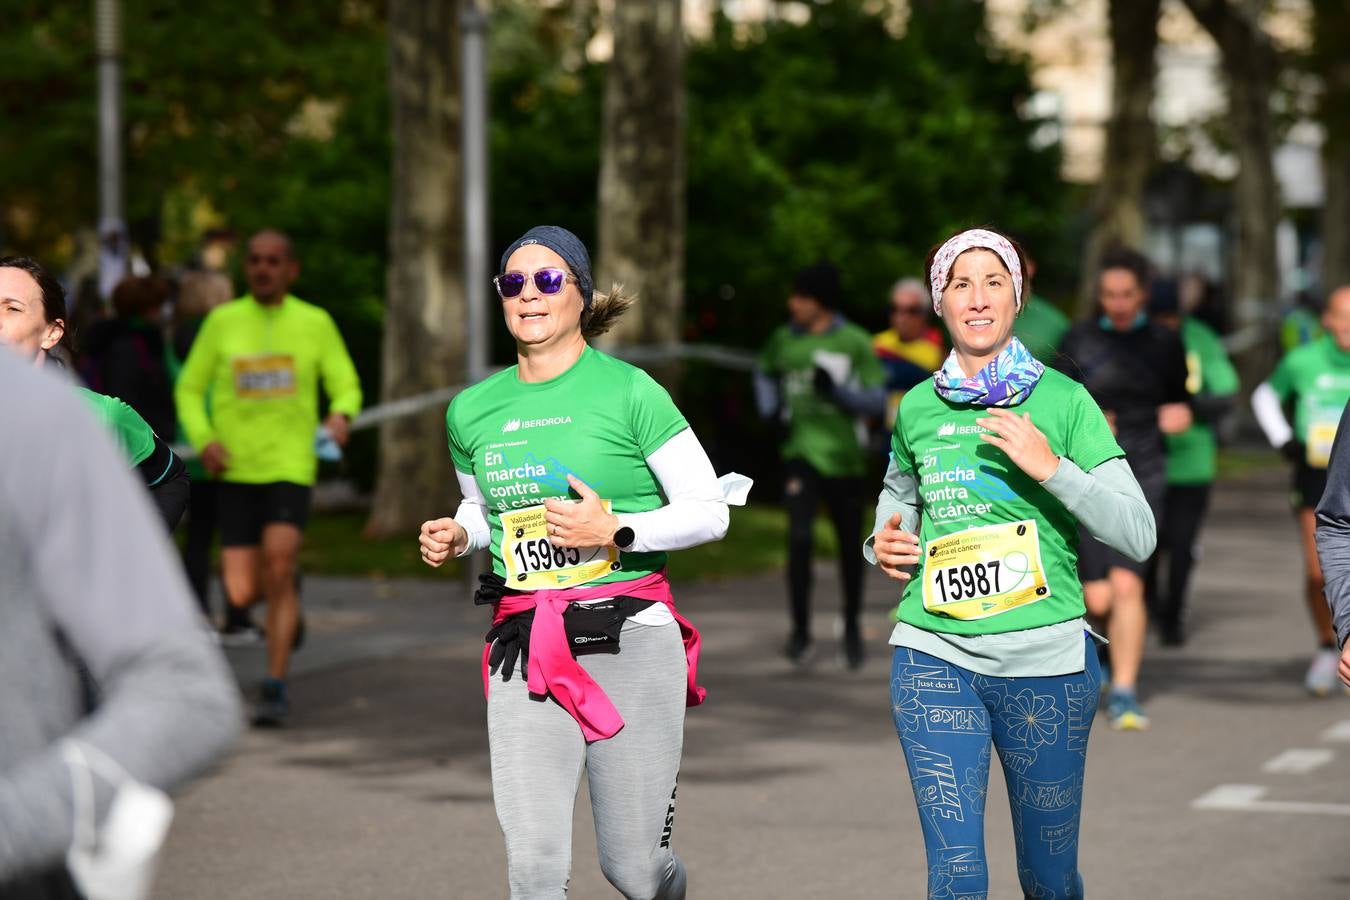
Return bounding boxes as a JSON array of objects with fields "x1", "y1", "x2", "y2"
[
  {"x1": 874, "y1": 512, "x2": 922, "y2": 582},
  {"x1": 419, "y1": 517, "x2": 467, "y2": 567}
]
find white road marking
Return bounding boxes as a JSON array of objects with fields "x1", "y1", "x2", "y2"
[
  {"x1": 1193, "y1": 784, "x2": 1350, "y2": 817},
  {"x1": 1261, "y1": 749, "x2": 1335, "y2": 774},
  {"x1": 1321, "y1": 720, "x2": 1350, "y2": 742}
]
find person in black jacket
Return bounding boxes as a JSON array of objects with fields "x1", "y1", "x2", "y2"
[
  {"x1": 78, "y1": 275, "x2": 177, "y2": 439},
  {"x1": 1055, "y1": 248, "x2": 1192, "y2": 731}
]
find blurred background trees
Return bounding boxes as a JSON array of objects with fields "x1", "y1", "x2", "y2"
[{"x1": 1, "y1": 0, "x2": 1342, "y2": 518}]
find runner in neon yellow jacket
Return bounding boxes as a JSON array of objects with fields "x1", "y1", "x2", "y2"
[
  {"x1": 173, "y1": 229, "x2": 362, "y2": 728},
  {"x1": 174, "y1": 292, "x2": 362, "y2": 486}
]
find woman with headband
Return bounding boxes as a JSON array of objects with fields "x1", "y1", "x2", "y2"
[
  {"x1": 418, "y1": 226, "x2": 743, "y2": 899},
  {"x1": 866, "y1": 227, "x2": 1156, "y2": 898}
]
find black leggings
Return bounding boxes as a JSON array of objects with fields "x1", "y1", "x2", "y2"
[
  {"x1": 1147, "y1": 482, "x2": 1212, "y2": 628},
  {"x1": 182, "y1": 478, "x2": 220, "y2": 616},
  {"x1": 782, "y1": 459, "x2": 864, "y2": 637}
]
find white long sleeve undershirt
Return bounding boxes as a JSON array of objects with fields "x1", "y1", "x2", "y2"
[
  {"x1": 614, "y1": 428, "x2": 730, "y2": 552},
  {"x1": 1252, "y1": 381, "x2": 1294, "y2": 448},
  {"x1": 452, "y1": 471, "x2": 491, "y2": 556},
  {"x1": 451, "y1": 427, "x2": 730, "y2": 557}
]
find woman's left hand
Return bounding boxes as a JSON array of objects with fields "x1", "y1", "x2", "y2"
[
  {"x1": 977, "y1": 408, "x2": 1060, "y2": 483},
  {"x1": 545, "y1": 474, "x2": 620, "y2": 548}
]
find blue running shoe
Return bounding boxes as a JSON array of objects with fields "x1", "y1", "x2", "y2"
[
  {"x1": 1106, "y1": 691, "x2": 1149, "y2": 731},
  {"x1": 252, "y1": 678, "x2": 290, "y2": 727}
]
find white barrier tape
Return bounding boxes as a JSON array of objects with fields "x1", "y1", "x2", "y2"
[{"x1": 1221, "y1": 321, "x2": 1279, "y2": 356}]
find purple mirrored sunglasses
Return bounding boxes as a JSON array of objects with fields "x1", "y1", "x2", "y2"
[{"x1": 493, "y1": 267, "x2": 577, "y2": 299}]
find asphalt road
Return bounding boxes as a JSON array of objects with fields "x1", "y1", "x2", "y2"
[{"x1": 156, "y1": 470, "x2": 1350, "y2": 899}]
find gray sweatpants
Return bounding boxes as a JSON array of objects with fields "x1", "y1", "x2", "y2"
[{"x1": 487, "y1": 619, "x2": 689, "y2": 900}]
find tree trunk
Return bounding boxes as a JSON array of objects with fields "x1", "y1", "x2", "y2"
[
  {"x1": 1181, "y1": 0, "x2": 1281, "y2": 386},
  {"x1": 1313, "y1": 0, "x2": 1350, "y2": 294},
  {"x1": 595, "y1": 0, "x2": 686, "y2": 351},
  {"x1": 366, "y1": 0, "x2": 465, "y2": 538},
  {"x1": 1077, "y1": 0, "x2": 1161, "y2": 316},
  {"x1": 1325, "y1": 143, "x2": 1350, "y2": 295}
]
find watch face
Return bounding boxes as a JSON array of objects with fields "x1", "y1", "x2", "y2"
[{"x1": 615, "y1": 526, "x2": 635, "y2": 549}]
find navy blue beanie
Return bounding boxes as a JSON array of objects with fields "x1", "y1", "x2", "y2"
[{"x1": 499, "y1": 226, "x2": 595, "y2": 309}]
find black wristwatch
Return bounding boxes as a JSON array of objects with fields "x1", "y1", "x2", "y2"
[{"x1": 613, "y1": 525, "x2": 635, "y2": 550}]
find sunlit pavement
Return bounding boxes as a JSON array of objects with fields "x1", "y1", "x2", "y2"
[{"x1": 157, "y1": 468, "x2": 1350, "y2": 899}]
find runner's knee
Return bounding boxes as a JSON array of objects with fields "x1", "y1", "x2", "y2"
[
  {"x1": 598, "y1": 852, "x2": 683, "y2": 900},
  {"x1": 1082, "y1": 582, "x2": 1111, "y2": 618},
  {"x1": 505, "y1": 842, "x2": 571, "y2": 899},
  {"x1": 261, "y1": 559, "x2": 297, "y2": 598},
  {"x1": 1017, "y1": 859, "x2": 1082, "y2": 899}
]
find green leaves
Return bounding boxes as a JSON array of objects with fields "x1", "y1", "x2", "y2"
[{"x1": 684, "y1": 0, "x2": 1068, "y2": 347}]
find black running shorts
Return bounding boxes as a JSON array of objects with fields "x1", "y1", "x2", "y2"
[
  {"x1": 1293, "y1": 461, "x2": 1329, "y2": 511},
  {"x1": 218, "y1": 481, "x2": 313, "y2": 547},
  {"x1": 1077, "y1": 465, "x2": 1165, "y2": 581}
]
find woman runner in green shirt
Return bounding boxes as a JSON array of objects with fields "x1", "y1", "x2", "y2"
[
  {"x1": 867, "y1": 228, "x2": 1156, "y2": 899},
  {"x1": 0, "y1": 256, "x2": 189, "y2": 530},
  {"x1": 418, "y1": 226, "x2": 737, "y2": 899}
]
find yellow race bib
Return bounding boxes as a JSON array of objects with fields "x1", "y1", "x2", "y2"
[
  {"x1": 232, "y1": 354, "x2": 297, "y2": 399},
  {"x1": 921, "y1": 519, "x2": 1052, "y2": 620},
  {"x1": 499, "y1": 502, "x2": 620, "y2": 589},
  {"x1": 1308, "y1": 421, "x2": 1339, "y2": 469}
]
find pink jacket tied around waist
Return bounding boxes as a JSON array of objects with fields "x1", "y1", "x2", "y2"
[{"x1": 482, "y1": 569, "x2": 706, "y2": 743}]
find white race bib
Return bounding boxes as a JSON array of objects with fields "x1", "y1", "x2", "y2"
[
  {"x1": 1308, "y1": 420, "x2": 1339, "y2": 469},
  {"x1": 921, "y1": 519, "x2": 1052, "y2": 620},
  {"x1": 499, "y1": 502, "x2": 620, "y2": 589}
]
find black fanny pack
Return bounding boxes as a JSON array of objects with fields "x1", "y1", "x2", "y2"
[
  {"x1": 475, "y1": 573, "x2": 656, "y2": 681},
  {"x1": 561, "y1": 597, "x2": 656, "y2": 655}
]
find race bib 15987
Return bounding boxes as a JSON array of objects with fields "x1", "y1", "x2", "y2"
[
  {"x1": 499, "y1": 502, "x2": 620, "y2": 590},
  {"x1": 920, "y1": 519, "x2": 1051, "y2": 620}
]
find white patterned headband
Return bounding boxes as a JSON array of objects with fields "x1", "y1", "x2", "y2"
[{"x1": 929, "y1": 229, "x2": 1024, "y2": 313}]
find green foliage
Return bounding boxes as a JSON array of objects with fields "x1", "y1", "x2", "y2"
[
  {"x1": 3, "y1": 0, "x2": 1069, "y2": 494},
  {"x1": 2, "y1": 2, "x2": 98, "y2": 255},
  {"x1": 484, "y1": 1, "x2": 606, "y2": 358},
  {"x1": 3, "y1": 0, "x2": 390, "y2": 485},
  {"x1": 685, "y1": 0, "x2": 1068, "y2": 346}
]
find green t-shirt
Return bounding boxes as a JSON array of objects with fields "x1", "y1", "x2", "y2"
[
  {"x1": 1013, "y1": 294, "x2": 1070, "y2": 361},
  {"x1": 758, "y1": 318, "x2": 884, "y2": 478},
  {"x1": 1166, "y1": 317, "x2": 1239, "y2": 485},
  {"x1": 77, "y1": 388, "x2": 156, "y2": 467},
  {"x1": 1268, "y1": 335, "x2": 1350, "y2": 469},
  {"x1": 890, "y1": 369, "x2": 1124, "y2": 636},
  {"x1": 446, "y1": 346, "x2": 688, "y2": 588}
]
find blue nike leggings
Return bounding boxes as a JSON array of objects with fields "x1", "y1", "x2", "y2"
[{"x1": 890, "y1": 637, "x2": 1101, "y2": 899}]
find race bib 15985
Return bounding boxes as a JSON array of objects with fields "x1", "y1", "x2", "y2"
[
  {"x1": 499, "y1": 502, "x2": 620, "y2": 589},
  {"x1": 920, "y1": 519, "x2": 1051, "y2": 620}
]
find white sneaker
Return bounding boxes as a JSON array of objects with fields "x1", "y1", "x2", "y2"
[{"x1": 1305, "y1": 649, "x2": 1340, "y2": 697}]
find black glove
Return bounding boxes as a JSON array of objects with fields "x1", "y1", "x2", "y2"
[
  {"x1": 812, "y1": 365, "x2": 837, "y2": 399},
  {"x1": 473, "y1": 571, "x2": 508, "y2": 606},
  {"x1": 1280, "y1": 440, "x2": 1305, "y2": 465},
  {"x1": 485, "y1": 609, "x2": 534, "y2": 682}
]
